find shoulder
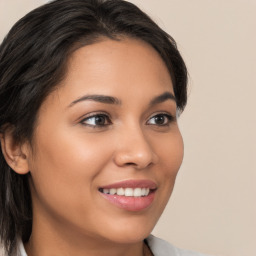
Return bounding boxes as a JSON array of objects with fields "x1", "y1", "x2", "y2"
[{"x1": 146, "y1": 235, "x2": 213, "y2": 256}]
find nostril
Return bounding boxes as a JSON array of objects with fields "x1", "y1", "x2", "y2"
[{"x1": 126, "y1": 162, "x2": 135, "y2": 166}]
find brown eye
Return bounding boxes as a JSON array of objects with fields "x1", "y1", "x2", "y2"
[
  {"x1": 81, "y1": 114, "x2": 111, "y2": 127},
  {"x1": 147, "y1": 114, "x2": 174, "y2": 126},
  {"x1": 154, "y1": 115, "x2": 165, "y2": 125},
  {"x1": 94, "y1": 116, "x2": 106, "y2": 125}
]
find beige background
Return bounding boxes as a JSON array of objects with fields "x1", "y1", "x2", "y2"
[{"x1": 0, "y1": 1, "x2": 255, "y2": 256}]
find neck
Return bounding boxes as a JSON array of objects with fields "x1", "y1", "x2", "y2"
[
  {"x1": 25, "y1": 235, "x2": 145, "y2": 256},
  {"x1": 25, "y1": 215, "x2": 146, "y2": 256}
]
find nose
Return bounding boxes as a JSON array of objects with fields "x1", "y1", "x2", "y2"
[{"x1": 113, "y1": 126, "x2": 159, "y2": 169}]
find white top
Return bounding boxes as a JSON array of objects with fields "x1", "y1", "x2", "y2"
[
  {"x1": 146, "y1": 235, "x2": 211, "y2": 256},
  {"x1": 16, "y1": 235, "x2": 212, "y2": 256}
]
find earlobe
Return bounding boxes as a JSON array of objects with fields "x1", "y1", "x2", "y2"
[{"x1": 0, "y1": 128, "x2": 30, "y2": 175}]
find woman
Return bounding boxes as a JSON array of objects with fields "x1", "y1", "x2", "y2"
[{"x1": 0, "y1": 0, "x2": 209, "y2": 255}]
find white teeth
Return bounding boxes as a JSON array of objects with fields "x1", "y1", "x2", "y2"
[
  {"x1": 101, "y1": 187, "x2": 151, "y2": 197},
  {"x1": 124, "y1": 188, "x2": 133, "y2": 196},
  {"x1": 134, "y1": 188, "x2": 142, "y2": 197},
  {"x1": 109, "y1": 188, "x2": 116, "y2": 195},
  {"x1": 103, "y1": 189, "x2": 109, "y2": 194},
  {"x1": 117, "y1": 188, "x2": 125, "y2": 196}
]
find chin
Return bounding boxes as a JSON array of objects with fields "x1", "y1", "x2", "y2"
[
  {"x1": 104, "y1": 230, "x2": 151, "y2": 245},
  {"x1": 96, "y1": 215, "x2": 157, "y2": 244}
]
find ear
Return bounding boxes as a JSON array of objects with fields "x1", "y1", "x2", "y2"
[{"x1": 0, "y1": 127, "x2": 30, "y2": 175}]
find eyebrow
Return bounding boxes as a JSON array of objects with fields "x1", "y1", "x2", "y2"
[
  {"x1": 68, "y1": 94, "x2": 121, "y2": 107},
  {"x1": 149, "y1": 92, "x2": 176, "y2": 106},
  {"x1": 68, "y1": 91, "x2": 176, "y2": 108}
]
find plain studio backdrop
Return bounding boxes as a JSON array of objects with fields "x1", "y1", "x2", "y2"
[{"x1": 0, "y1": 1, "x2": 255, "y2": 256}]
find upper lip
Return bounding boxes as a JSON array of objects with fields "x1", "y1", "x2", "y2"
[{"x1": 99, "y1": 179, "x2": 157, "y2": 189}]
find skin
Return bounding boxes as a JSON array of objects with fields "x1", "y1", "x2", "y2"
[{"x1": 2, "y1": 38, "x2": 184, "y2": 256}]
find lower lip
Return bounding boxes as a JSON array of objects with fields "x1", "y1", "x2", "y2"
[{"x1": 100, "y1": 191, "x2": 156, "y2": 212}]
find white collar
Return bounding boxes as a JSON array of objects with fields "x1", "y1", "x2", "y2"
[{"x1": 17, "y1": 239, "x2": 27, "y2": 256}]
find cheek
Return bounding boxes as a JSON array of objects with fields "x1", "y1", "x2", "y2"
[
  {"x1": 28, "y1": 128, "x2": 112, "y2": 215},
  {"x1": 156, "y1": 129, "x2": 184, "y2": 175},
  {"x1": 154, "y1": 130, "x2": 184, "y2": 197},
  {"x1": 31, "y1": 126, "x2": 110, "y2": 175}
]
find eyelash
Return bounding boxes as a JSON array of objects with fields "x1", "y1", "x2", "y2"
[
  {"x1": 79, "y1": 112, "x2": 175, "y2": 128},
  {"x1": 80, "y1": 112, "x2": 111, "y2": 128},
  {"x1": 147, "y1": 113, "x2": 175, "y2": 126}
]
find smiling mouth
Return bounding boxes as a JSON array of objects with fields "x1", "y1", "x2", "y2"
[
  {"x1": 98, "y1": 187, "x2": 153, "y2": 197},
  {"x1": 98, "y1": 180, "x2": 157, "y2": 211},
  {"x1": 98, "y1": 187, "x2": 156, "y2": 211}
]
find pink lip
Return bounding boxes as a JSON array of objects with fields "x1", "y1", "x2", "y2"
[{"x1": 99, "y1": 179, "x2": 157, "y2": 212}]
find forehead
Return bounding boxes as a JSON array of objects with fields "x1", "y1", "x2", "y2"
[
  {"x1": 41, "y1": 38, "x2": 174, "y2": 112},
  {"x1": 63, "y1": 37, "x2": 173, "y2": 93}
]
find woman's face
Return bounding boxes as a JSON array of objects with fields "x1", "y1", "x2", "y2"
[{"x1": 27, "y1": 38, "x2": 184, "y2": 244}]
